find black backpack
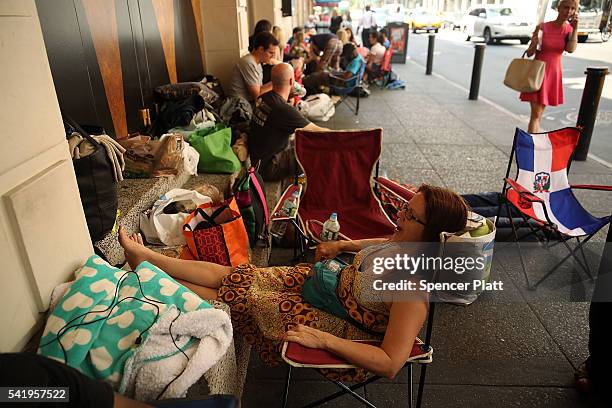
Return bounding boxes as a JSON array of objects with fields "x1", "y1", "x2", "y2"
[{"x1": 233, "y1": 167, "x2": 269, "y2": 248}]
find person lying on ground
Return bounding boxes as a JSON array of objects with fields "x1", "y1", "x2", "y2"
[
  {"x1": 249, "y1": 63, "x2": 327, "y2": 181},
  {"x1": 119, "y1": 185, "x2": 468, "y2": 381},
  {"x1": 228, "y1": 32, "x2": 278, "y2": 103}
]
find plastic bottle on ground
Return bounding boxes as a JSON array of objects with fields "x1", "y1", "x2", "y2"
[{"x1": 320, "y1": 213, "x2": 340, "y2": 241}]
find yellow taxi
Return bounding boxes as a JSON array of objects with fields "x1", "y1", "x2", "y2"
[{"x1": 407, "y1": 9, "x2": 444, "y2": 33}]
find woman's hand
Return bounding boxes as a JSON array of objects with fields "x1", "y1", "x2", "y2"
[
  {"x1": 315, "y1": 241, "x2": 343, "y2": 261},
  {"x1": 284, "y1": 324, "x2": 332, "y2": 349},
  {"x1": 570, "y1": 13, "x2": 579, "y2": 31}
]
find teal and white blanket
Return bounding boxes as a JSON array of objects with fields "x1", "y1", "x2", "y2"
[{"x1": 39, "y1": 255, "x2": 232, "y2": 400}]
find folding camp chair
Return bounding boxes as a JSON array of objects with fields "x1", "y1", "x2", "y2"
[
  {"x1": 278, "y1": 174, "x2": 491, "y2": 407},
  {"x1": 374, "y1": 48, "x2": 393, "y2": 89},
  {"x1": 277, "y1": 129, "x2": 396, "y2": 249},
  {"x1": 328, "y1": 61, "x2": 366, "y2": 115},
  {"x1": 497, "y1": 127, "x2": 612, "y2": 289},
  {"x1": 280, "y1": 306, "x2": 436, "y2": 408}
]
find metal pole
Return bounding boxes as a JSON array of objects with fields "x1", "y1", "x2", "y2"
[
  {"x1": 426, "y1": 34, "x2": 435, "y2": 75},
  {"x1": 574, "y1": 67, "x2": 609, "y2": 161},
  {"x1": 469, "y1": 44, "x2": 486, "y2": 100}
]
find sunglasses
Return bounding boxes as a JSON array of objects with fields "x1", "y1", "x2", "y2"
[{"x1": 400, "y1": 202, "x2": 427, "y2": 226}]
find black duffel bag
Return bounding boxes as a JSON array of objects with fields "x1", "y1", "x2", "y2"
[{"x1": 63, "y1": 116, "x2": 118, "y2": 242}]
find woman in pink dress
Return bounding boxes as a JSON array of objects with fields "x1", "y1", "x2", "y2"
[{"x1": 520, "y1": 0, "x2": 579, "y2": 133}]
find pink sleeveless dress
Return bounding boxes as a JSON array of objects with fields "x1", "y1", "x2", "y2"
[{"x1": 520, "y1": 21, "x2": 573, "y2": 106}]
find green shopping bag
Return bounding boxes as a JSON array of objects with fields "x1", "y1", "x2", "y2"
[{"x1": 189, "y1": 124, "x2": 241, "y2": 174}]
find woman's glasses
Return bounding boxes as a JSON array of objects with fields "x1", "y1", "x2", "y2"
[{"x1": 400, "y1": 202, "x2": 427, "y2": 226}]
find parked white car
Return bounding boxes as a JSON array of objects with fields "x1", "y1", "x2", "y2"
[{"x1": 461, "y1": 6, "x2": 534, "y2": 44}]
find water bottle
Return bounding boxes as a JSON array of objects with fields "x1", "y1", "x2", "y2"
[
  {"x1": 293, "y1": 81, "x2": 307, "y2": 97},
  {"x1": 281, "y1": 190, "x2": 300, "y2": 218},
  {"x1": 320, "y1": 213, "x2": 340, "y2": 241}
]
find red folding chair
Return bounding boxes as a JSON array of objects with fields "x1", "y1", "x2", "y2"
[
  {"x1": 375, "y1": 48, "x2": 394, "y2": 89},
  {"x1": 287, "y1": 129, "x2": 396, "y2": 247},
  {"x1": 279, "y1": 174, "x2": 436, "y2": 407},
  {"x1": 280, "y1": 325, "x2": 435, "y2": 408}
]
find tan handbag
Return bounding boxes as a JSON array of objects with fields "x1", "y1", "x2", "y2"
[{"x1": 503, "y1": 51, "x2": 545, "y2": 93}]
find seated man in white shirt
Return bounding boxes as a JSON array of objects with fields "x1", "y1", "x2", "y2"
[{"x1": 365, "y1": 31, "x2": 386, "y2": 82}]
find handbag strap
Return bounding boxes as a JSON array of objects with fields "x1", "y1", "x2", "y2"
[
  {"x1": 62, "y1": 112, "x2": 101, "y2": 147},
  {"x1": 195, "y1": 205, "x2": 229, "y2": 227},
  {"x1": 521, "y1": 50, "x2": 528, "y2": 59},
  {"x1": 249, "y1": 167, "x2": 269, "y2": 224}
]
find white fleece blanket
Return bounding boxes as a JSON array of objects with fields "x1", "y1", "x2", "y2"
[
  {"x1": 120, "y1": 305, "x2": 232, "y2": 401},
  {"x1": 45, "y1": 262, "x2": 233, "y2": 402}
]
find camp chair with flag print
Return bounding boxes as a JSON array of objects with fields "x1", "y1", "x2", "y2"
[
  {"x1": 328, "y1": 60, "x2": 367, "y2": 115},
  {"x1": 497, "y1": 127, "x2": 612, "y2": 289}
]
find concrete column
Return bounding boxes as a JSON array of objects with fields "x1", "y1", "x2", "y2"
[
  {"x1": 1, "y1": 0, "x2": 93, "y2": 350},
  {"x1": 201, "y1": 0, "x2": 249, "y2": 92}
]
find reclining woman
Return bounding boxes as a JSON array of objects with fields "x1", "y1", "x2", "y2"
[{"x1": 119, "y1": 184, "x2": 468, "y2": 380}]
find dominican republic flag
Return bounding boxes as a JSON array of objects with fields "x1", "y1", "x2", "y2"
[{"x1": 507, "y1": 127, "x2": 610, "y2": 237}]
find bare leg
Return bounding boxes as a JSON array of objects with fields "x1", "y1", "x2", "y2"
[
  {"x1": 528, "y1": 101, "x2": 545, "y2": 133},
  {"x1": 118, "y1": 227, "x2": 231, "y2": 289},
  {"x1": 176, "y1": 278, "x2": 219, "y2": 301}
]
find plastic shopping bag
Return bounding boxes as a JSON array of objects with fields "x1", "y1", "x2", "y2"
[
  {"x1": 183, "y1": 142, "x2": 200, "y2": 175},
  {"x1": 140, "y1": 188, "x2": 212, "y2": 245},
  {"x1": 188, "y1": 124, "x2": 241, "y2": 174}
]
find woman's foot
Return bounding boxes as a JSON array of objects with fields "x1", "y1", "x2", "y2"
[{"x1": 118, "y1": 226, "x2": 155, "y2": 270}]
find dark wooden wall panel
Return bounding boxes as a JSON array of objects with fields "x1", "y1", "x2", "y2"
[
  {"x1": 71, "y1": 0, "x2": 116, "y2": 136},
  {"x1": 138, "y1": 0, "x2": 171, "y2": 89},
  {"x1": 115, "y1": 0, "x2": 148, "y2": 135},
  {"x1": 37, "y1": 0, "x2": 205, "y2": 138},
  {"x1": 175, "y1": 0, "x2": 204, "y2": 82},
  {"x1": 81, "y1": 0, "x2": 128, "y2": 137},
  {"x1": 36, "y1": 0, "x2": 99, "y2": 127},
  {"x1": 126, "y1": 0, "x2": 155, "y2": 110}
]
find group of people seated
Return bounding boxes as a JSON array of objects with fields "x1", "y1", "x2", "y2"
[
  {"x1": 227, "y1": 20, "x2": 394, "y2": 182},
  {"x1": 118, "y1": 21, "x2": 470, "y2": 378}
]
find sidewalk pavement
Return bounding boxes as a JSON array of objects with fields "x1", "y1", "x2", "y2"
[{"x1": 241, "y1": 60, "x2": 612, "y2": 407}]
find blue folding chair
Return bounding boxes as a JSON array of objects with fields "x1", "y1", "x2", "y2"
[{"x1": 328, "y1": 61, "x2": 366, "y2": 116}]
